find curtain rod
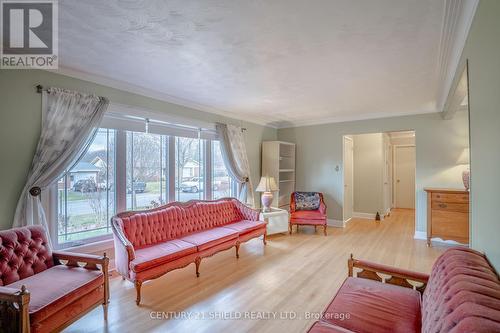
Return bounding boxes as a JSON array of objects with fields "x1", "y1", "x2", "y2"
[{"x1": 36, "y1": 84, "x2": 247, "y2": 132}]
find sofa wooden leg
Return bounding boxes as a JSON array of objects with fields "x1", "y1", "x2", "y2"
[
  {"x1": 289, "y1": 223, "x2": 292, "y2": 235},
  {"x1": 263, "y1": 232, "x2": 267, "y2": 245},
  {"x1": 314, "y1": 226, "x2": 317, "y2": 232},
  {"x1": 195, "y1": 257, "x2": 201, "y2": 277},
  {"x1": 297, "y1": 225, "x2": 299, "y2": 233},
  {"x1": 135, "y1": 281, "x2": 142, "y2": 306},
  {"x1": 323, "y1": 225, "x2": 327, "y2": 236},
  {"x1": 235, "y1": 243, "x2": 240, "y2": 259},
  {"x1": 102, "y1": 302, "x2": 108, "y2": 321}
]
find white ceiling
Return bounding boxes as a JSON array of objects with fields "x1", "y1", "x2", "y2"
[{"x1": 57, "y1": 0, "x2": 476, "y2": 128}]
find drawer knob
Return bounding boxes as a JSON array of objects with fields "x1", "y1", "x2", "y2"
[{"x1": 439, "y1": 203, "x2": 447, "y2": 208}]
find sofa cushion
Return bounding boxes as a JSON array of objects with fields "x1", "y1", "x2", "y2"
[
  {"x1": 290, "y1": 210, "x2": 326, "y2": 221},
  {"x1": 180, "y1": 227, "x2": 239, "y2": 251},
  {"x1": 422, "y1": 247, "x2": 500, "y2": 333},
  {"x1": 0, "y1": 225, "x2": 53, "y2": 286},
  {"x1": 322, "y1": 277, "x2": 421, "y2": 333},
  {"x1": 222, "y1": 220, "x2": 267, "y2": 235},
  {"x1": 130, "y1": 239, "x2": 197, "y2": 273},
  {"x1": 7, "y1": 265, "x2": 103, "y2": 324}
]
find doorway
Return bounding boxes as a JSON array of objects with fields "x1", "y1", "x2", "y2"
[
  {"x1": 343, "y1": 136, "x2": 354, "y2": 222},
  {"x1": 342, "y1": 131, "x2": 416, "y2": 221}
]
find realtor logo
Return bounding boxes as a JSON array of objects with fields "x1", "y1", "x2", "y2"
[{"x1": 1, "y1": 0, "x2": 58, "y2": 69}]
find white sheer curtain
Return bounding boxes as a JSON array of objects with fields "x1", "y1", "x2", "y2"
[
  {"x1": 215, "y1": 123, "x2": 255, "y2": 207},
  {"x1": 13, "y1": 88, "x2": 109, "y2": 240}
]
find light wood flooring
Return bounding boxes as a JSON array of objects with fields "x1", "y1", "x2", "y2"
[{"x1": 65, "y1": 209, "x2": 445, "y2": 333}]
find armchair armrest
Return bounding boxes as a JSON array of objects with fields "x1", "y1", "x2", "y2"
[
  {"x1": 318, "y1": 199, "x2": 327, "y2": 215},
  {"x1": 348, "y1": 254, "x2": 429, "y2": 293},
  {"x1": 0, "y1": 285, "x2": 30, "y2": 333},
  {"x1": 53, "y1": 251, "x2": 108, "y2": 269}
]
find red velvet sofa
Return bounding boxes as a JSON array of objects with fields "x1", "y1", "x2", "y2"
[
  {"x1": 289, "y1": 192, "x2": 327, "y2": 235},
  {"x1": 308, "y1": 247, "x2": 500, "y2": 333},
  {"x1": 0, "y1": 225, "x2": 109, "y2": 333},
  {"x1": 112, "y1": 198, "x2": 266, "y2": 305}
]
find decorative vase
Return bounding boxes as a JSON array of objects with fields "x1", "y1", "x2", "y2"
[
  {"x1": 462, "y1": 169, "x2": 470, "y2": 191},
  {"x1": 261, "y1": 192, "x2": 274, "y2": 212}
]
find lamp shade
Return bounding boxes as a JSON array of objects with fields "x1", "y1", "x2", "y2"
[
  {"x1": 457, "y1": 147, "x2": 470, "y2": 165},
  {"x1": 256, "y1": 176, "x2": 278, "y2": 192}
]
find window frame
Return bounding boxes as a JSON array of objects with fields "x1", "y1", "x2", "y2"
[{"x1": 47, "y1": 124, "x2": 235, "y2": 249}]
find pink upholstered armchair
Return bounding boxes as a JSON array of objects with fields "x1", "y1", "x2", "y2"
[
  {"x1": 0, "y1": 226, "x2": 109, "y2": 333},
  {"x1": 289, "y1": 192, "x2": 327, "y2": 236}
]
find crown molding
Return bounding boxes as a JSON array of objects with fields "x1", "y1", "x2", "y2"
[
  {"x1": 435, "y1": 0, "x2": 478, "y2": 112},
  {"x1": 388, "y1": 131, "x2": 415, "y2": 139},
  {"x1": 45, "y1": 66, "x2": 279, "y2": 129},
  {"x1": 275, "y1": 108, "x2": 437, "y2": 129}
]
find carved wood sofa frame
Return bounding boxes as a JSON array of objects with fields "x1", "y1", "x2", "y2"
[{"x1": 348, "y1": 254, "x2": 429, "y2": 293}]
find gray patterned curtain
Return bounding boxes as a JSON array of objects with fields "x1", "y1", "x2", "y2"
[{"x1": 13, "y1": 88, "x2": 109, "y2": 241}]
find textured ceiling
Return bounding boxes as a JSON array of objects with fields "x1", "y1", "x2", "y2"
[{"x1": 59, "y1": 0, "x2": 445, "y2": 127}]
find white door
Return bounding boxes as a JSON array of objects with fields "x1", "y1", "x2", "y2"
[
  {"x1": 343, "y1": 136, "x2": 354, "y2": 221},
  {"x1": 394, "y1": 146, "x2": 416, "y2": 209},
  {"x1": 383, "y1": 135, "x2": 392, "y2": 214}
]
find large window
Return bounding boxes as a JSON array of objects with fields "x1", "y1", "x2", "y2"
[
  {"x1": 53, "y1": 124, "x2": 236, "y2": 248},
  {"x1": 126, "y1": 132, "x2": 168, "y2": 210},
  {"x1": 175, "y1": 136, "x2": 205, "y2": 201},
  {"x1": 57, "y1": 128, "x2": 116, "y2": 245}
]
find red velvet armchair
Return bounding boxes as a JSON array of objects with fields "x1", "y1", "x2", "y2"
[
  {"x1": 289, "y1": 192, "x2": 327, "y2": 236},
  {"x1": 0, "y1": 226, "x2": 109, "y2": 333}
]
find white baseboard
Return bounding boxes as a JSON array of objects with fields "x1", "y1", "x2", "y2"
[
  {"x1": 327, "y1": 219, "x2": 345, "y2": 228},
  {"x1": 352, "y1": 212, "x2": 376, "y2": 220},
  {"x1": 414, "y1": 231, "x2": 427, "y2": 240}
]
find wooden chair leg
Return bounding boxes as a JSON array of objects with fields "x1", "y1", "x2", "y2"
[
  {"x1": 289, "y1": 223, "x2": 292, "y2": 235},
  {"x1": 314, "y1": 226, "x2": 317, "y2": 232},
  {"x1": 235, "y1": 243, "x2": 240, "y2": 258},
  {"x1": 297, "y1": 225, "x2": 299, "y2": 233},
  {"x1": 323, "y1": 224, "x2": 327, "y2": 236},
  {"x1": 195, "y1": 257, "x2": 201, "y2": 277},
  {"x1": 102, "y1": 303, "x2": 108, "y2": 321},
  {"x1": 263, "y1": 232, "x2": 267, "y2": 245},
  {"x1": 135, "y1": 281, "x2": 142, "y2": 306}
]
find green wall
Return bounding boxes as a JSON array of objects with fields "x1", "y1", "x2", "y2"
[
  {"x1": 450, "y1": 0, "x2": 500, "y2": 270},
  {"x1": 278, "y1": 111, "x2": 469, "y2": 233},
  {"x1": 0, "y1": 70, "x2": 277, "y2": 230}
]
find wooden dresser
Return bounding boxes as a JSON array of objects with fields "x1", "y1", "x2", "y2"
[{"x1": 424, "y1": 188, "x2": 469, "y2": 246}]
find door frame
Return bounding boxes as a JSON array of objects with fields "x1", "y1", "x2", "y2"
[
  {"x1": 392, "y1": 144, "x2": 416, "y2": 209},
  {"x1": 342, "y1": 136, "x2": 354, "y2": 222}
]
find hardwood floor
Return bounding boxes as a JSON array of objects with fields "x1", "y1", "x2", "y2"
[{"x1": 65, "y1": 209, "x2": 445, "y2": 333}]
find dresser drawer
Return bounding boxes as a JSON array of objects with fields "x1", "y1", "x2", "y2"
[
  {"x1": 431, "y1": 201, "x2": 469, "y2": 212},
  {"x1": 432, "y1": 192, "x2": 469, "y2": 203},
  {"x1": 431, "y1": 210, "x2": 469, "y2": 239}
]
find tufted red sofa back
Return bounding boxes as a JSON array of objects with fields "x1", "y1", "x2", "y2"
[
  {"x1": 115, "y1": 199, "x2": 248, "y2": 249},
  {"x1": 0, "y1": 225, "x2": 53, "y2": 286},
  {"x1": 422, "y1": 247, "x2": 500, "y2": 332}
]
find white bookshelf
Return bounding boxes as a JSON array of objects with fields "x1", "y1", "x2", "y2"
[{"x1": 261, "y1": 141, "x2": 296, "y2": 211}]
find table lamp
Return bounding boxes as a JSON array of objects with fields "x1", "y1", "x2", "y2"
[{"x1": 256, "y1": 176, "x2": 278, "y2": 212}]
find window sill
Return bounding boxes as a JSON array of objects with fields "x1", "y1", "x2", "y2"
[{"x1": 62, "y1": 237, "x2": 114, "y2": 255}]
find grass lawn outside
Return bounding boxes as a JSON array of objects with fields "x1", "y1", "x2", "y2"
[{"x1": 58, "y1": 213, "x2": 111, "y2": 243}]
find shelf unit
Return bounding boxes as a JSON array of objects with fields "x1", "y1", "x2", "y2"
[{"x1": 261, "y1": 141, "x2": 296, "y2": 211}]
